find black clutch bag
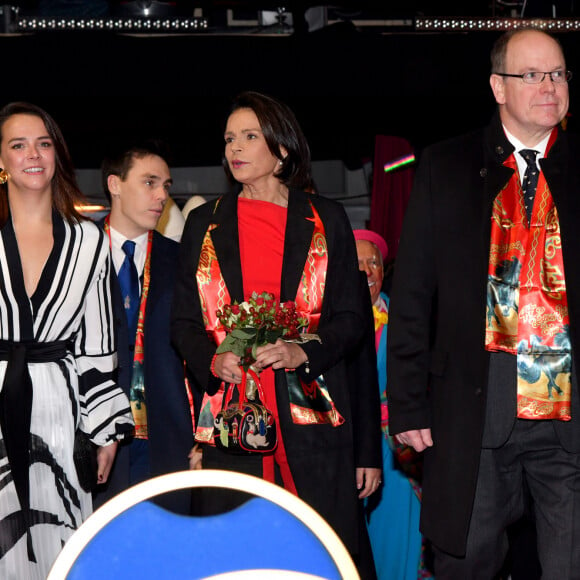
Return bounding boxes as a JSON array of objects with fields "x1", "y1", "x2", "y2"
[
  {"x1": 213, "y1": 368, "x2": 277, "y2": 455},
  {"x1": 73, "y1": 429, "x2": 98, "y2": 492}
]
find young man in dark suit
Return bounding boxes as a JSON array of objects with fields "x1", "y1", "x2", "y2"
[
  {"x1": 388, "y1": 28, "x2": 580, "y2": 578},
  {"x1": 93, "y1": 140, "x2": 195, "y2": 514}
]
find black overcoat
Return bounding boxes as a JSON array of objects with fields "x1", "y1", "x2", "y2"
[
  {"x1": 386, "y1": 113, "x2": 580, "y2": 556},
  {"x1": 171, "y1": 189, "x2": 382, "y2": 555}
]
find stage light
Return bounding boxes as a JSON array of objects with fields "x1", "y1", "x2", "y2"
[
  {"x1": 15, "y1": 16, "x2": 208, "y2": 33},
  {"x1": 415, "y1": 17, "x2": 580, "y2": 31}
]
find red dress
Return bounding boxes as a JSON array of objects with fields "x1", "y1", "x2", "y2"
[{"x1": 238, "y1": 197, "x2": 296, "y2": 493}]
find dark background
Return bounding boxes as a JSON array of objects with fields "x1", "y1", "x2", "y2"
[{"x1": 2, "y1": 0, "x2": 580, "y2": 169}]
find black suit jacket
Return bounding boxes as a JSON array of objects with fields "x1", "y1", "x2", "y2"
[
  {"x1": 94, "y1": 227, "x2": 195, "y2": 514},
  {"x1": 386, "y1": 113, "x2": 580, "y2": 556},
  {"x1": 171, "y1": 189, "x2": 382, "y2": 554}
]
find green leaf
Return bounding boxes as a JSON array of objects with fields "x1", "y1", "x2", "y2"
[
  {"x1": 216, "y1": 336, "x2": 246, "y2": 357},
  {"x1": 231, "y1": 328, "x2": 256, "y2": 340}
]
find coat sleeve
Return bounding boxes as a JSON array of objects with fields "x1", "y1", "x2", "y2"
[
  {"x1": 170, "y1": 207, "x2": 222, "y2": 396},
  {"x1": 386, "y1": 148, "x2": 437, "y2": 436},
  {"x1": 75, "y1": 231, "x2": 134, "y2": 445},
  {"x1": 347, "y1": 272, "x2": 383, "y2": 468},
  {"x1": 295, "y1": 201, "x2": 382, "y2": 468}
]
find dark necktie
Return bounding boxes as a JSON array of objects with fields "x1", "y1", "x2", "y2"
[
  {"x1": 519, "y1": 149, "x2": 539, "y2": 224},
  {"x1": 118, "y1": 240, "x2": 139, "y2": 341}
]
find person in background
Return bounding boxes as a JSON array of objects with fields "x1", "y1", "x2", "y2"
[
  {"x1": 0, "y1": 101, "x2": 133, "y2": 579},
  {"x1": 387, "y1": 28, "x2": 580, "y2": 578},
  {"x1": 93, "y1": 139, "x2": 195, "y2": 514},
  {"x1": 181, "y1": 194, "x2": 207, "y2": 221},
  {"x1": 155, "y1": 195, "x2": 185, "y2": 242},
  {"x1": 355, "y1": 229, "x2": 431, "y2": 580},
  {"x1": 171, "y1": 90, "x2": 382, "y2": 577}
]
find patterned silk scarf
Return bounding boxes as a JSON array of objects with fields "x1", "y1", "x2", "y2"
[
  {"x1": 105, "y1": 218, "x2": 153, "y2": 437},
  {"x1": 485, "y1": 131, "x2": 572, "y2": 421},
  {"x1": 195, "y1": 197, "x2": 344, "y2": 444}
]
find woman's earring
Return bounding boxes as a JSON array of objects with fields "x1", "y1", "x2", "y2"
[
  {"x1": 0, "y1": 169, "x2": 8, "y2": 185},
  {"x1": 279, "y1": 160, "x2": 283, "y2": 166}
]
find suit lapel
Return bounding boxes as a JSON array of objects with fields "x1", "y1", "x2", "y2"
[
  {"x1": 145, "y1": 232, "x2": 162, "y2": 315},
  {"x1": 280, "y1": 190, "x2": 315, "y2": 302},
  {"x1": 210, "y1": 194, "x2": 245, "y2": 302},
  {"x1": 483, "y1": 116, "x2": 515, "y2": 209}
]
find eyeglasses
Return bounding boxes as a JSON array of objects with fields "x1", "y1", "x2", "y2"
[{"x1": 493, "y1": 70, "x2": 572, "y2": 84}]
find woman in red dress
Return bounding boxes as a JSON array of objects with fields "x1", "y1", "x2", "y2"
[{"x1": 171, "y1": 91, "x2": 382, "y2": 577}]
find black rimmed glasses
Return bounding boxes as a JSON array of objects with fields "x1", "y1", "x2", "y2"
[{"x1": 493, "y1": 70, "x2": 573, "y2": 84}]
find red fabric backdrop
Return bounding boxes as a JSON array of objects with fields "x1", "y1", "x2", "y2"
[{"x1": 368, "y1": 135, "x2": 415, "y2": 263}]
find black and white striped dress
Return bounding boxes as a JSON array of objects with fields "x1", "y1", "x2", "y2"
[{"x1": 0, "y1": 214, "x2": 133, "y2": 579}]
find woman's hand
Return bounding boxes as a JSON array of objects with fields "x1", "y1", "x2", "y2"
[
  {"x1": 189, "y1": 444, "x2": 203, "y2": 470},
  {"x1": 213, "y1": 351, "x2": 243, "y2": 383},
  {"x1": 96, "y1": 441, "x2": 118, "y2": 484},
  {"x1": 255, "y1": 339, "x2": 307, "y2": 371},
  {"x1": 356, "y1": 467, "x2": 382, "y2": 499}
]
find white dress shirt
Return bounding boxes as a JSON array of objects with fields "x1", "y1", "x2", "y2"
[{"x1": 503, "y1": 126, "x2": 551, "y2": 184}]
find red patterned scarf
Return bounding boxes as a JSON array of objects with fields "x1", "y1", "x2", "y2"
[
  {"x1": 105, "y1": 218, "x2": 152, "y2": 437},
  {"x1": 195, "y1": 197, "x2": 344, "y2": 444},
  {"x1": 485, "y1": 130, "x2": 571, "y2": 420}
]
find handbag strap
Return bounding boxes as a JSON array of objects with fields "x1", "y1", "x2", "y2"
[{"x1": 224, "y1": 367, "x2": 267, "y2": 409}]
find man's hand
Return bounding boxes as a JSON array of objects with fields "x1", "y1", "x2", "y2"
[{"x1": 395, "y1": 428, "x2": 433, "y2": 452}]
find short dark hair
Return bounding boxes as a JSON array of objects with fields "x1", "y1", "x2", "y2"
[
  {"x1": 491, "y1": 28, "x2": 565, "y2": 74},
  {"x1": 101, "y1": 138, "x2": 171, "y2": 202},
  {"x1": 0, "y1": 101, "x2": 86, "y2": 227},
  {"x1": 222, "y1": 91, "x2": 314, "y2": 192}
]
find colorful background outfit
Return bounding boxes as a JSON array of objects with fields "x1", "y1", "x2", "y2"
[{"x1": 366, "y1": 292, "x2": 428, "y2": 580}]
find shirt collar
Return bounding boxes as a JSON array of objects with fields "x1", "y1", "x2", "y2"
[
  {"x1": 109, "y1": 226, "x2": 149, "y2": 253},
  {"x1": 502, "y1": 126, "x2": 550, "y2": 159}
]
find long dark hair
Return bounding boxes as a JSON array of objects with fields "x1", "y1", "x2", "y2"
[
  {"x1": 222, "y1": 91, "x2": 315, "y2": 192},
  {"x1": 0, "y1": 102, "x2": 85, "y2": 227}
]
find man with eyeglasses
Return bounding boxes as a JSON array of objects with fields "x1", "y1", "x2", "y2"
[{"x1": 387, "y1": 27, "x2": 580, "y2": 578}]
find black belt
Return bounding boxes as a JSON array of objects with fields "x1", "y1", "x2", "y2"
[{"x1": 0, "y1": 340, "x2": 70, "y2": 562}]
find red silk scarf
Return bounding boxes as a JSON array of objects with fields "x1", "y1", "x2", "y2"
[
  {"x1": 105, "y1": 218, "x2": 152, "y2": 438},
  {"x1": 194, "y1": 197, "x2": 344, "y2": 445},
  {"x1": 485, "y1": 131, "x2": 572, "y2": 420}
]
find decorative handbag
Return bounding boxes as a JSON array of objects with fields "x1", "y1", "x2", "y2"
[
  {"x1": 73, "y1": 429, "x2": 98, "y2": 492},
  {"x1": 213, "y1": 368, "x2": 277, "y2": 455}
]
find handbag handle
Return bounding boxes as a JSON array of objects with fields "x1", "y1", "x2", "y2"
[{"x1": 223, "y1": 367, "x2": 267, "y2": 408}]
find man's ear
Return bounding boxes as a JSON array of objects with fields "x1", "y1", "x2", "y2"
[
  {"x1": 490, "y1": 74, "x2": 506, "y2": 105},
  {"x1": 108, "y1": 174, "x2": 121, "y2": 198}
]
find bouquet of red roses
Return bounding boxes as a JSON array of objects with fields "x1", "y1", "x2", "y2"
[{"x1": 216, "y1": 291, "x2": 308, "y2": 371}]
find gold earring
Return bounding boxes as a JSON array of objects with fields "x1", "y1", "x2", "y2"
[{"x1": 0, "y1": 169, "x2": 8, "y2": 185}]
